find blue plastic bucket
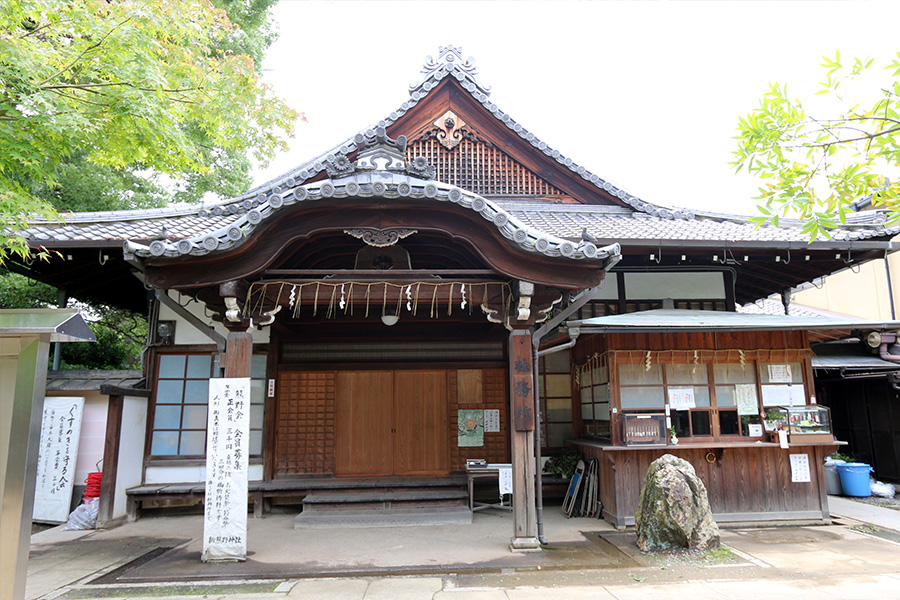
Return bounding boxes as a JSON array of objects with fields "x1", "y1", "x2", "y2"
[{"x1": 837, "y1": 463, "x2": 873, "y2": 497}]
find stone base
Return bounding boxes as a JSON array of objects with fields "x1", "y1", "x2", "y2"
[{"x1": 509, "y1": 536, "x2": 542, "y2": 552}]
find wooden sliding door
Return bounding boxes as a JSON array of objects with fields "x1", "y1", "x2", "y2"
[
  {"x1": 394, "y1": 371, "x2": 448, "y2": 475},
  {"x1": 335, "y1": 371, "x2": 393, "y2": 476},
  {"x1": 336, "y1": 370, "x2": 449, "y2": 477}
]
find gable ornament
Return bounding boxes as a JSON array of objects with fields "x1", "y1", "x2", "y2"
[
  {"x1": 434, "y1": 110, "x2": 467, "y2": 150},
  {"x1": 344, "y1": 228, "x2": 418, "y2": 248}
]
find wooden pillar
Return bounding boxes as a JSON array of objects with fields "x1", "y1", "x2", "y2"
[
  {"x1": 97, "y1": 394, "x2": 122, "y2": 527},
  {"x1": 508, "y1": 329, "x2": 540, "y2": 551},
  {"x1": 224, "y1": 331, "x2": 253, "y2": 378}
]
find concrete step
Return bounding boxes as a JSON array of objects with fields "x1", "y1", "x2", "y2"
[{"x1": 293, "y1": 506, "x2": 473, "y2": 529}]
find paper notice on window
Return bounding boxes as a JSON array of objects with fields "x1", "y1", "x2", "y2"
[
  {"x1": 790, "y1": 453, "x2": 811, "y2": 482},
  {"x1": 203, "y1": 377, "x2": 251, "y2": 562},
  {"x1": 668, "y1": 388, "x2": 696, "y2": 411},
  {"x1": 748, "y1": 423, "x2": 764, "y2": 437},
  {"x1": 767, "y1": 364, "x2": 793, "y2": 383},
  {"x1": 484, "y1": 409, "x2": 500, "y2": 433},
  {"x1": 761, "y1": 385, "x2": 805, "y2": 407},
  {"x1": 735, "y1": 384, "x2": 759, "y2": 416},
  {"x1": 33, "y1": 397, "x2": 84, "y2": 524}
]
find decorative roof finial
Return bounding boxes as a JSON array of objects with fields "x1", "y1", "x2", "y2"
[{"x1": 410, "y1": 45, "x2": 491, "y2": 98}]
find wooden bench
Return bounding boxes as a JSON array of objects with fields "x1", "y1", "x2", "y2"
[{"x1": 126, "y1": 482, "x2": 266, "y2": 521}]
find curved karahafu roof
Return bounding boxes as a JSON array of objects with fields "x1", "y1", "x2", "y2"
[{"x1": 120, "y1": 130, "x2": 620, "y2": 265}]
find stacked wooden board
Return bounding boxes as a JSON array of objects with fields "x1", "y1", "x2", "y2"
[{"x1": 562, "y1": 458, "x2": 601, "y2": 518}]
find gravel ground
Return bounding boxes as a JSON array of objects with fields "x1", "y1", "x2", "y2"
[{"x1": 847, "y1": 494, "x2": 900, "y2": 511}]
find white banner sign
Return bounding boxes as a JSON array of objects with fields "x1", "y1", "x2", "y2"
[
  {"x1": 202, "y1": 378, "x2": 251, "y2": 562},
  {"x1": 33, "y1": 397, "x2": 84, "y2": 523},
  {"x1": 668, "y1": 388, "x2": 696, "y2": 411}
]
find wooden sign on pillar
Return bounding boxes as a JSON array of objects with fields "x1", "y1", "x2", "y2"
[{"x1": 510, "y1": 334, "x2": 534, "y2": 432}]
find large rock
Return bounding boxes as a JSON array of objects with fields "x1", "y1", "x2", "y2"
[{"x1": 635, "y1": 454, "x2": 720, "y2": 552}]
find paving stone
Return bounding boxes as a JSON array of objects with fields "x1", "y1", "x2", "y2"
[
  {"x1": 286, "y1": 578, "x2": 369, "y2": 600},
  {"x1": 364, "y1": 577, "x2": 443, "y2": 599}
]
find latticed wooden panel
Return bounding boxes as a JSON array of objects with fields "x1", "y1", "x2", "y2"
[
  {"x1": 408, "y1": 138, "x2": 565, "y2": 197},
  {"x1": 274, "y1": 371, "x2": 335, "y2": 477},
  {"x1": 448, "y1": 368, "x2": 509, "y2": 470}
]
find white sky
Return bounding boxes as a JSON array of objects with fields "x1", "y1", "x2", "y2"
[{"x1": 253, "y1": 0, "x2": 900, "y2": 216}]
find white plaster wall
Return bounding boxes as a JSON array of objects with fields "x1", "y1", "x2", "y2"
[
  {"x1": 158, "y1": 292, "x2": 270, "y2": 346},
  {"x1": 113, "y1": 396, "x2": 148, "y2": 519},
  {"x1": 144, "y1": 464, "x2": 262, "y2": 484},
  {"x1": 793, "y1": 257, "x2": 895, "y2": 320}
]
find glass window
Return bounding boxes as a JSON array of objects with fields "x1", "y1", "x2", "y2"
[
  {"x1": 150, "y1": 353, "x2": 267, "y2": 458},
  {"x1": 539, "y1": 351, "x2": 576, "y2": 450},
  {"x1": 580, "y1": 355, "x2": 611, "y2": 438},
  {"x1": 620, "y1": 386, "x2": 666, "y2": 410},
  {"x1": 619, "y1": 363, "x2": 663, "y2": 385}
]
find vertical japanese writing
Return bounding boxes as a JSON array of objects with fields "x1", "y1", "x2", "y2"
[
  {"x1": 511, "y1": 335, "x2": 535, "y2": 431},
  {"x1": 203, "y1": 378, "x2": 250, "y2": 561},
  {"x1": 33, "y1": 397, "x2": 84, "y2": 523}
]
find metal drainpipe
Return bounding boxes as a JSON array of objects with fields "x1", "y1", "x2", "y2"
[
  {"x1": 52, "y1": 288, "x2": 68, "y2": 369},
  {"x1": 531, "y1": 285, "x2": 605, "y2": 545},
  {"x1": 885, "y1": 254, "x2": 896, "y2": 320}
]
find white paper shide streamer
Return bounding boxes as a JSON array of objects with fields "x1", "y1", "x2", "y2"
[{"x1": 203, "y1": 378, "x2": 251, "y2": 562}]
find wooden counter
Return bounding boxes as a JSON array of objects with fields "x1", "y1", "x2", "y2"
[{"x1": 569, "y1": 439, "x2": 838, "y2": 528}]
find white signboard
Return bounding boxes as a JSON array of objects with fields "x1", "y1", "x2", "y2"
[
  {"x1": 33, "y1": 397, "x2": 84, "y2": 523},
  {"x1": 761, "y1": 385, "x2": 806, "y2": 407},
  {"x1": 747, "y1": 423, "x2": 764, "y2": 437},
  {"x1": 668, "y1": 388, "x2": 696, "y2": 411},
  {"x1": 790, "y1": 454, "x2": 811, "y2": 483},
  {"x1": 484, "y1": 409, "x2": 500, "y2": 433},
  {"x1": 202, "y1": 378, "x2": 251, "y2": 562},
  {"x1": 491, "y1": 463, "x2": 513, "y2": 496},
  {"x1": 767, "y1": 364, "x2": 793, "y2": 383}
]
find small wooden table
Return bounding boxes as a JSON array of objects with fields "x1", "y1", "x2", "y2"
[{"x1": 466, "y1": 463, "x2": 513, "y2": 512}]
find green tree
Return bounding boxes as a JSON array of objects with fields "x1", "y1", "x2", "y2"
[
  {"x1": 0, "y1": 0, "x2": 298, "y2": 262},
  {"x1": 1, "y1": 0, "x2": 294, "y2": 368},
  {"x1": 732, "y1": 51, "x2": 900, "y2": 239}
]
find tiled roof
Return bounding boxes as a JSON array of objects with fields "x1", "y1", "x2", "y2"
[
  {"x1": 17, "y1": 46, "x2": 900, "y2": 252},
  {"x1": 497, "y1": 203, "x2": 898, "y2": 243},
  {"x1": 45, "y1": 369, "x2": 144, "y2": 392},
  {"x1": 249, "y1": 45, "x2": 685, "y2": 220}
]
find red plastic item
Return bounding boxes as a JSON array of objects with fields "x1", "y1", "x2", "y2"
[{"x1": 83, "y1": 472, "x2": 102, "y2": 499}]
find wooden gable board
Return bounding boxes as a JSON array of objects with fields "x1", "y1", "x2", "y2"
[{"x1": 386, "y1": 78, "x2": 628, "y2": 207}]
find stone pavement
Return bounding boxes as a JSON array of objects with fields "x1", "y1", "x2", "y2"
[{"x1": 25, "y1": 496, "x2": 900, "y2": 600}]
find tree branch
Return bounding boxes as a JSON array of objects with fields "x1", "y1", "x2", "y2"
[
  {"x1": 42, "y1": 81, "x2": 201, "y2": 94},
  {"x1": 35, "y1": 16, "x2": 133, "y2": 88}
]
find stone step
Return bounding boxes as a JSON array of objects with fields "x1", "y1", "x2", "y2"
[
  {"x1": 294, "y1": 506, "x2": 473, "y2": 529},
  {"x1": 302, "y1": 489, "x2": 468, "y2": 504}
]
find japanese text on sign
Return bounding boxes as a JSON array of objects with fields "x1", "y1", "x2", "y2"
[{"x1": 202, "y1": 378, "x2": 251, "y2": 562}]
